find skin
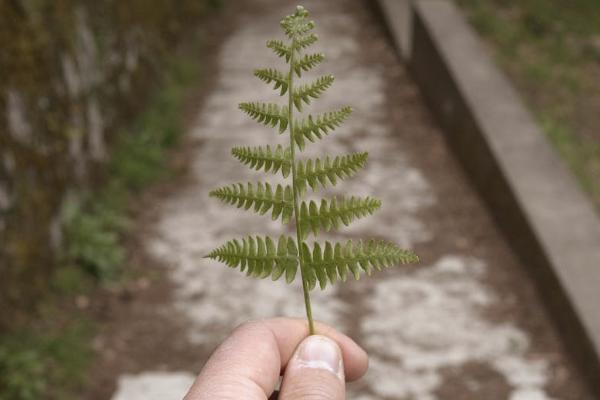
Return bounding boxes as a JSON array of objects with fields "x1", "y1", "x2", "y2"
[{"x1": 184, "y1": 318, "x2": 369, "y2": 400}]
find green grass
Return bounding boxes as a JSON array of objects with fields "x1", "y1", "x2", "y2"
[
  {"x1": 0, "y1": 317, "x2": 94, "y2": 400},
  {"x1": 0, "y1": 41, "x2": 203, "y2": 400},
  {"x1": 64, "y1": 55, "x2": 199, "y2": 281},
  {"x1": 0, "y1": 260, "x2": 95, "y2": 399},
  {"x1": 457, "y1": 0, "x2": 600, "y2": 210}
]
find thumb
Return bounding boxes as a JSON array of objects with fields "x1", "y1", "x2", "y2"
[{"x1": 279, "y1": 335, "x2": 345, "y2": 400}]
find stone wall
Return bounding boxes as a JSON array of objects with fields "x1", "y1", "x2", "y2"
[{"x1": 0, "y1": 0, "x2": 215, "y2": 313}]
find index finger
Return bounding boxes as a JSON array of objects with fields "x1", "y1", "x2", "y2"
[{"x1": 184, "y1": 318, "x2": 368, "y2": 400}]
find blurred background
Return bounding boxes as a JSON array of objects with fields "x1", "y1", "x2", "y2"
[
  {"x1": 0, "y1": 0, "x2": 598, "y2": 399},
  {"x1": 458, "y1": 0, "x2": 600, "y2": 209}
]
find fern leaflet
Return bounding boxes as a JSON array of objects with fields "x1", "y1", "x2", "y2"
[
  {"x1": 255, "y1": 68, "x2": 289, "y2": 95},
  {"x1": 209, "y1": 182, "x2": 294, "y2": 223},
  {"x1": 206, "y1": 235, "x2": 299, "y2": 282},
  {"x1": 296, "y1": 152, "x2": 368, "y2": 194},
  {"x1": 281, "y1": 9, "x2": 315, "y2": 38},
  {"x1": 294, "y1": 106, "x2": 353, "y2": 149},
  {"x1": 294, "y1": 33, "x2": 318, "y2": 51},
  {"x1": 292, "y1": 75, "x2": 335, "y2": 111},
  {"x1": 231, "y1": 145, "x2": 292, "y2": 177},
  {"x1": 298, "y1": 196, "x2": 381, "y2": 239},
  {"x1": 301, "y1": 240, "x2": 419, "y2": 289},
  {"x1": 293, "y1": 52, "x2": 325, "y2": 77},
  {"x1": 239, "y1": 102, "x2": 289, "y2": 133},
  {"x1": 267, "y1": 40, "x2": 292, "y2": 61}
]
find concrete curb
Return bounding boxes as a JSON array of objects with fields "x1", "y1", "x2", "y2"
[{"x1": 376, "y1": 0, "x2": 600, "y2": 393}]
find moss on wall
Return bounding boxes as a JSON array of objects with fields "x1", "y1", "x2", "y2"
[{"x1": 0, "y1": 0, "x2": 217, "y2": 325}]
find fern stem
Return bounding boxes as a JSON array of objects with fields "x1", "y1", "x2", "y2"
[{"x1": 288, "y1": 38, "x2": 316, "y2": 335}]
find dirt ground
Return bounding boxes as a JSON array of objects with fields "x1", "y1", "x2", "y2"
[{"x1": 82, "y1": 1, "x2": 593, "y2": 399}]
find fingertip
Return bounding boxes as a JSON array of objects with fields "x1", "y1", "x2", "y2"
[
  {"x1": 263, "y1": 318, "x2": 368, "y2": 381},
  {"x1": 279, "y1": 335, "x2": 345, "y2": 400},
  {"x1": 341, "y1": 336, "x2": 369, "y2": 381},
  {"x1": 313, "y1": 321, "x2": 369, "y2": 381},
  {"x1": 229, "y1": 318, "x2": 369, "y2": 382}
]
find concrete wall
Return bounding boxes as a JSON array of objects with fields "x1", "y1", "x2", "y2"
[{"x1": 375, "y1": 0, "x2": 600, "y2": 394}]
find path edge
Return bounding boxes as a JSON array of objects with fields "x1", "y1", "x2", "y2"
[{"x1": 374, "y1": 0, "x2": 600, "y2": 394}]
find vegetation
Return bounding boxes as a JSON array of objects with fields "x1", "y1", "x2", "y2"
[
  {"x1": 0, "y1": 0, "x2": 217, "y2": 324},
  {"x1": 206, "y1": 6, "x2": 418, "y2": 333},
  {"x1": 64, "y1": 56, "x2": 198, "y2": 281},
  {"x1": 0, "y1": 43, "x2": 202, "y2": 400},
  {"x1": 0, "y1": 315, "x2": 93, "y2": 400},
  {"x1": 457, "y1": 0, "x2": 600, "y2": 210}
]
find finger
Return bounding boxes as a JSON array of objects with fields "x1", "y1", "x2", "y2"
[
  {"x1": 184, "y1": 318, "x2": 368, "y2": 400},
  {"x1": 263, "y1": 318, "x2": 368, "y2": 381},
  {"x1": 279, "y1": 335, "x2": 345, "y2": 400},
  {"x1": 184, "y1": 320, "x2": 281, "y2": 400}
]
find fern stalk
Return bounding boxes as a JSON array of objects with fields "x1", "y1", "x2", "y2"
[
  {"x1": 206, "y1": 6, "x2": 419, "y2": 336},
  {"x1": 287, "y1": 36, "x2": 316, "y2": 335}
]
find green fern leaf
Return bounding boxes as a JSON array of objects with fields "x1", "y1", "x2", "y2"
[
  {"x1": 231, "y1": 145, "x2": 292, "y2": 178},
  {"x1": 209, "y1": 182, "x2": 294, "y2": 223},
  {"x1": 293, "y1": 52, "x2": 325, "y2": 77},
  {"x1": 267, "y1": 40, "x2": 292, "y2": 62},
  {"x1": 294, "y1": 106, "x2": 353, "y2": 149},
  {"x1": 281, "y1": 6, "x2": 314, "y2": 39},
  {"x1": 298, "y1": 196, "x2": 381, "y2": 239},
  {"x1": 206, "y1": 235, "x2": 299, "y2": 282},
  {"x1": 294, "y1": 33, "x2": 318, "y2": 51},
  {"x1": 296, "y1": 152, "x2": 368, "y2": 194},
  {"x1": 207, "y1": 5, "x2": 420, "y2": 335},
  {"x1": 239, "y1": 102, "x2": 289, "y2": 133},
  {"x1": 292, "y1": 75, "x2": 335, "y2": 111},
  {"x1": 302, "y1": 240, "x2": 419, "y2": 289},
  {"x1": 255, "y1": 68, "x2": 289, "y2": 95}
]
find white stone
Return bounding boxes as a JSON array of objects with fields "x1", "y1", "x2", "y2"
[
  {"x1": 361, "y1": 256, "x2": 552, "y2": 399},
  {"x1": 110, "y1": 372, "x2": 195, "y2": 400}
]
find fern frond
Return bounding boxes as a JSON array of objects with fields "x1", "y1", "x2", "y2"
[
  {"x1": 281, "y1": 6, "x2": 314, "y2": 39},
  {"x1": 301, "y1": 240, "x2": 418, "y2": 289},
  {"x1": 267, "y1": 40, "x2": 292, "y2": 62},
  {"x1": 255, "y1": 68, "x2": 289, "y2": 95},
  {"x1": 293, "y1": 53, "x2": 325, "y2": 77},
  {"x1": 209, "y1": 182, "x2": 294, "y2": 223},
  {"x1": 207, "y1": 6, "x2": 420, "y2": 334},
  {"x1": 296, "y1": 152, "x2": 368, "y2": 194},
  {"x1": 294, "y1": 106, "x2": 353, "y2": 150},
  {"x1": 294, "y1": 33, "x2": 318, "y2": 51},
  {"x1": 231, "y1": 145, "x2": 292, "y2": 178},
  {"x1": 206, "y1": 235, "x2": 299, "y2": 282},
  {"x1": 298, "y1": 196, "x2": 381, "y2": 239},
  {"x1": 239, "y1": 102, "x2": 289, "y2": 133},
  {"x1": 292, "y1": 75, "x2": 335, "y2": 111}
]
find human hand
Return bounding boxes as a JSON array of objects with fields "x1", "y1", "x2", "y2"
[{"x1": 184, "y1": 318, "x2": 369, "y2": 400}]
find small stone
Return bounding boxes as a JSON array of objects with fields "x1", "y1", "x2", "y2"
[
  {"x1": 137, "y1": 277, "x2": 150, "y2": 290},
  {"x1": 76, "y1": 295, "x2": 90, "y2": 309}
]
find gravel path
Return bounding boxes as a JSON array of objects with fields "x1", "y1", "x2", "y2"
[{"x1": 104, "y1": 1, "x2": 591, "y2": 399}]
